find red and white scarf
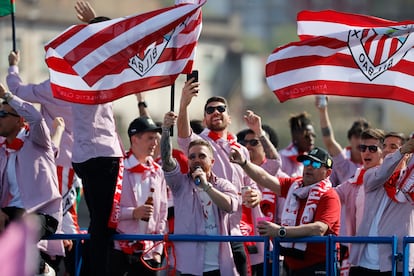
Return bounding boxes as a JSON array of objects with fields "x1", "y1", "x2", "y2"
[
  {"x1": 349, "y1": 168, "x2": 366, "y2": 186},
  {"x1": 280, "y1": 143, "x2": 304, "y2": 163},
  {"x1": 281, "y1": 178, "x2": 332, "y2": 251},
  {"x1": 118, "y1": 152, "x2": 161, "y2": 254},
  {"x1": 126, "y1": 152, "x2": 161, "y2": 180},
  {"x1": 207, "y1": 130, "x2": 241, "y2": 149},
  {"x1": 384, "y1": 157, "x2": 414, "y2": 204},
  {"x1": 1, "y1": 125, "x2": 29, "y2": 154}
]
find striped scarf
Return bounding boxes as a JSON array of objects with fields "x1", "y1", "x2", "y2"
[{"x1": 281, "y1": 178, "x2": 332, "y2": 251}]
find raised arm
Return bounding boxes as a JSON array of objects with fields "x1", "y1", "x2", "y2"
[
  {"x1": 177, "y1": 78, "x2": 199, "y2": 138},
  {"x1": 135, "y1": 93, "x2": 150, "y2": 118},
  {"x1": 51, "y1": 117, "x2": 65, "y2": 148},
  {"x1": 75, "y1": 1, "x2": 97, "y2": 23},
  {"x1": 315, "y1": 96, "x2": 343, "y2": 157},
  {"x1": 160, "y1": 111, "x2": 178, "y2": 172},
  {"x1": 230, "y1": 146, "x2": 281, "y2": 195},
  {"x1": 244, "y1": 110, "x2": 278, "y2": 159}
]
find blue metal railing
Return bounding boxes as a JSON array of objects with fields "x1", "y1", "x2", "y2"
[
  {"x1": 402, "y1": 236, "x2": 414, "y2": 276},
  {"x1": 47, "y1": 234, "x2": 404, "y2": 276}
]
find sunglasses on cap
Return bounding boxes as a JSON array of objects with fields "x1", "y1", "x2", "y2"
[
  {"x1": 205, "y1": 105, "x2": 226, "y2": 114},
  {"x1": 302, "y1": 159, "x2": 324, "y2": 169},
  {"x1": 0, "y1": 110, "x2": 19, "y2": 118},
  {"x1": 358, "y1": 144, "x2": 379, "y2": 153},
  {"x1": 240, "y1": 139, "x2": 259, "y2": 147}
]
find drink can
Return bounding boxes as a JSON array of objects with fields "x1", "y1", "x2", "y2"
[
  {"x1": 241, "y1": 186, "x2": 251, "y2": 205},
  {"x1": 241, "y1": 186, "x2": 251, "y2": 196},
  {"x1": 316, "y1": 95, "x2": 327, "y2": 108}
]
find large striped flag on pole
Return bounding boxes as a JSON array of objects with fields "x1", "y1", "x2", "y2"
[
  {"x1": 266, "y1": 10, "x2": 414, "y2": 105},
  {"x1": 45, "y1": 0, "x2": 205, "y2": 104}
]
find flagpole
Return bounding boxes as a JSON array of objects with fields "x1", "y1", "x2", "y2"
[
  {"x1": 10, "y1": 0, "x2": 16, "y2": 52},
  {"x1": 170, "y1": 83, "x2": 175, "y2": 136}
]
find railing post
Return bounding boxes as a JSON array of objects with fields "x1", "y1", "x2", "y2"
[
  {"x1": 402, "y1": 236, "x2": 414, "y2": 276},
  {"x1": 272, "y1": 238, "x2": 280, "y2": 276},
  {"x1": 392, "y1": 235, "x2": 398, "y2": 276}
]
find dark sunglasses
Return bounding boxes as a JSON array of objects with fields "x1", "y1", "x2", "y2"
[
  {"x1": 205, "y1": 105, "x2": 226, "y2": 114},
  {"x1": 0, "y1": 110, "x2": 19, "y2": 118},
  {"x1": 358, "y1": 144, "x2": 379, "y2": 153},
  {"x1": 302, "y1": 159, "x2": 323, "y2": 169},
  {"x1": 240, "y1": 139, "x2": 259, "y2": 147}
]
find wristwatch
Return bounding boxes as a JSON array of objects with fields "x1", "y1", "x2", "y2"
[
  {"x1": 278, "y1": 226, "x2": 287, "y2": 238},
  {"x1": 138, "y1": 101, "x2": 148, "y2": 108},
  {"x1": 2, "y1": 91, "x2": 13, "y2": 102}
]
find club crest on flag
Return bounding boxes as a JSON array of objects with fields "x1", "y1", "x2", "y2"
[
  {"x1": 128, "y1": 35, "x2": 171, "y2": 77},
  {"x1": 348, "y1": 25, "x2": 414, "y2": 81}
]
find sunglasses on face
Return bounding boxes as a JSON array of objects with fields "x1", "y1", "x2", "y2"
[
  {"x1": 358, "y1": 144, "x2": 379, "y2": 153},
  {"x1": 0, "y1": 110, "x2": 19, "y2": 118},
  {"x1": 240, "y1": 139, "x2": 259, "y2": 147},
  {"x1": 302, "y1": 159, "x2": 323, "y2": 169},
  {"x1": 205, "y1": 105, "x2": 226, "y2": 115}
]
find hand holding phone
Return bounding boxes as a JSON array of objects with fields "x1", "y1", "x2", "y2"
[{"x1": 186, "y1": 70, "x2": 198, "y2": 83}]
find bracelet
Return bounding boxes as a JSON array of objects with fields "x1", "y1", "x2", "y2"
[
  {"x1": 240, "y1": 160, "x2": 247, "y2": 167},
  {"x1": 203, "y1": 182, "x2": 213, "y2": 192},
  {"x1": 2, "y1": 91, "x2": 13, "y2": 102},
  {"x1": 162, "y1": 127, "x2": 171, "y2": 133},
  {"x1": 138, "y1": 101, "x2": 148, "y2": 108}
]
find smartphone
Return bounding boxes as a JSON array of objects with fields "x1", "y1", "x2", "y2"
[{"x1": 186, "y1": 70, "x2": 199, "y2": 83}]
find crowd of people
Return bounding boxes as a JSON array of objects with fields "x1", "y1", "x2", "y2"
[{"x1": 1, "y1": 1, "x2": 414, "y2": 276}]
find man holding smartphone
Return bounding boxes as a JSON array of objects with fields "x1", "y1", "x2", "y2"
[{"x1": 176, "y1": 75, "x2": 263, "y2": 276}]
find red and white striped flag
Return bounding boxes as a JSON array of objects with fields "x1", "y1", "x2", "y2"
[
  {"x1": 266, "y1": 10, "x2": 414, "y2": 105},
  {"x1": 45, "y1": 0, "x2": 205, "y2": 104}
]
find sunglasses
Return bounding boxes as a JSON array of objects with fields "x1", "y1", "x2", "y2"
[
  {"x1": 205, "y1": 105, "x2": 226, "y2": 114},
  {"x1": 241, "y1": 139, "x2": 259, "y2": 147},
  {"x1": 358, "y1": 144, "x2": 379, "y2": 153},
  {"x1": 0, "y1": 110, "x2": 19, "y2": 118},
  {"x1": 302, "y1": 159, "x2": 323, "y2": 169}
]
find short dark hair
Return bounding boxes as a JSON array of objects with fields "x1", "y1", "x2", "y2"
[
  {"x1": 262, "y1": 124, "x2": 279, "y2": 149},
  {"x1": 190, "y1": 119, "x2": 204, "y2": 134},
  {"x1": 236, "y1": 129, "x2": 253, "y2": 142},
  {"x1": 347, "y1": 118, "x2": 370, "y2": 140},
  {"x1": 361, "y1": 128, "x2": 385, "y2": 143},
  {"x1": 89, "y1": 16, "x2": 111, "y2": 24},
  {"x1": 204, "y1": 96, "x2": 227, "y2": 112},
  {"x1": 384, "y1": 131, "x2": 406, "y2": 144}
]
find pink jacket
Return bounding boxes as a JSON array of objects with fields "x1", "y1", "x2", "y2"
[
  {"x1": 0, "y1": 96, "x2": 62, "y2": 220},
  {"x1": 7, "y1": 66, "x2": 74, "y2": 168},
  {"x1": 114, "y1": 160, "x2": 168, "y2": 258},
  {"x1": 349, "y1": 150, "x2": 414, "y2": 272},
  {"x1": 165, "y1": 165, "x2": 238, "y2": 275}
]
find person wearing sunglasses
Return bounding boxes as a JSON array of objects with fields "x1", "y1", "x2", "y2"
[
  {"x1": 177, "y1": 80, "x2": 262, "y2": 276},
  {"x1": 237, "y1": 110, "x2": 287, "y2": 275},
  {"x1": 6, "y1": 3, "x2": 102, "y2": 275},
  {"x1": 315, "y1": 96, "x2": 371, "y2": 188},
  {"x1": 332, "y1": 128, "x2": 384, "y2": 273},
  {"x1": 0, "y1": 84, "x2": 62, "y2": 275},
  {"x1": 347, "y1": 131, "x2": 414, "y2": 275},
  {"x1": 161, "y1": 111, "x2": 239, "y2": 275},
  {"x1": 230, "y1": 145, "x2": 340, "y2": 275}
]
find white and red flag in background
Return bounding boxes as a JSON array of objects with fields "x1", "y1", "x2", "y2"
[
  {"x1": 45, "y1": 0, "x2": 205, "y2": 104},
  {"x1": 266, "y1": 10, "x2": 414, "y2": 105}
]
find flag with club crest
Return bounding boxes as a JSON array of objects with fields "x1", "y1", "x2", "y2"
[
  {"x1": 266, "y1": 10, "x2": 414, "y2": 105},
  {"x1": 45, "y1": 0, "x2": 205, "y2": 104}
]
